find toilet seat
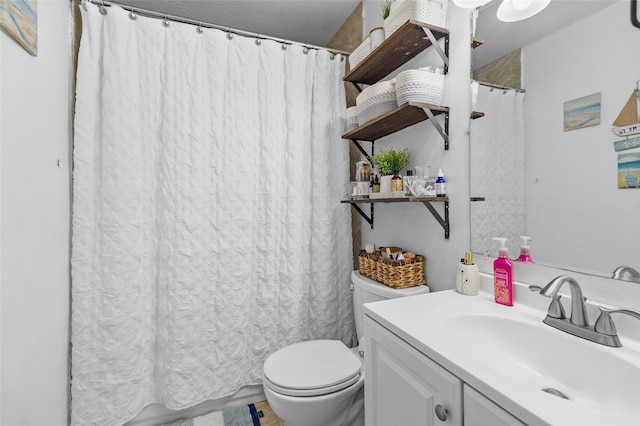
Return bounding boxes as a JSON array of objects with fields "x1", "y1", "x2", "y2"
[{"x1": 263, "y1": 340, "x2": 362, "y2": 397}]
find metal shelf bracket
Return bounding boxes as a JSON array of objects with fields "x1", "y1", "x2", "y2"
[
  {"x1": 351, "y1": 203, "x2": 374, "y2": 229},
  {"x1": 421, "y1": 28, "x2": 449, "y2": 73},
  {"x1": 422, "y1": 200, "x2": 450, "y2": 239},
  {"x1": 350, "y1": 139, "x2": 374, "y2": 163},
  {"x1": 421, "y1": 108, "x2": 450, "y2": 150}
]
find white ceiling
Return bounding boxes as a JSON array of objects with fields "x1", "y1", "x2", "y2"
[
  {"x1": 119, "y1": 0, "x2": 618, "y2": 59},
  {"x1": 124, "y1": 0, "x2": 361, "y2": 47},
  {"x1": 473, "y1": 0, "x2": 618, "y2": 69}
]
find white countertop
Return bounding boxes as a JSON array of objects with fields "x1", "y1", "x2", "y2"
[{"x1": 364, "y1": 278, "x2": 640, "y2": 426}]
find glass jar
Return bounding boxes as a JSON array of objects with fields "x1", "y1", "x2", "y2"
[{"x1": 391, "y1": 172, "x2": 403, "y2": 192}]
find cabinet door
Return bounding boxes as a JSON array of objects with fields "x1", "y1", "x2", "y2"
[
  {"x1": 463, "y1": 385, "x2": 526, "y2": 426},
  {"x1": 365, "y1": 317, "x2": 463, "y2": 426}
]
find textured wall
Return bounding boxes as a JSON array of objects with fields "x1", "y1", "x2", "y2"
[
  {"x1": 473, "y1": 48, "x2": 521, "y2": 89},
  {"x1": 327, "y1": 2, "x2": 364, "y2": 268}
]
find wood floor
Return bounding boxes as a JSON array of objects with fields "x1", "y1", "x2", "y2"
[{"x1": 254, "y1": 401, "x2": 285, "y2": 426}]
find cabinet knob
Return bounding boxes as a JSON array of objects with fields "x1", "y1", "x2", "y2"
[{"x1": 435, "y1": 404, "x2": 448, "y2": 421}]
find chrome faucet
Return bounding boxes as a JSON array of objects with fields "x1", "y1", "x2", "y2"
[
  {"x1": 531, "y1": 275, "x2": 640, "y2": 347},
  {"x1": 611, "y1": 265, "x2": 640, "y2": 284},
  {"x1": 539, "y1": 275, "x2": 588, "y2": 326}
]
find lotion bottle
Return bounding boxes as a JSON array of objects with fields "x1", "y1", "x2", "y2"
[
  {"x1": 435, "y1": 169, "x2": 447, "y2": 197},
  {"x1": 516, "y1": 235, "x2": 534, "y2": 263},
  {"x1": 492, "y1": 237, "x2": 513, "y2": 306}
]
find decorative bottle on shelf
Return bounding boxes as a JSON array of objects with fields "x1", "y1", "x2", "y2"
[
  {"x1": 391, "y1": 171, "x2": 403, "y2": 192},
  {"x1": 369, "y1": 174, "x2": 375, "y2": 195},
  {"x1": 373, "y1": 175, "x2": 380, "y2": 193},
  {"x1": 435, "y1": 168, "x2": 447, "y2": 197}
]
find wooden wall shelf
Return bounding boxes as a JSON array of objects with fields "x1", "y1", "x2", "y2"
[
  {"x1": 342, "y1": 196, "x2": 449, "y2": 204},
  {"x1": 343, "y1": 102, "x2": 448, "y2": 142},
  {"x1": 343, "y1": 20, "x2": 449, "y2": 86}
]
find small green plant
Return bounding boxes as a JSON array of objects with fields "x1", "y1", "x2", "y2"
[
  {"x1": 381, "y1": 0, "x2": 394, "y2": 19},
  {"x1": 370, "y1": 148, "x2": 410, "y2": 176}
]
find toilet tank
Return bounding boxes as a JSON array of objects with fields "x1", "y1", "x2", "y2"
[{"x1": 351, "y1": 270, "x2": 430, "y2": 342}]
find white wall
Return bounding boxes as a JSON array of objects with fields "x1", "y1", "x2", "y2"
[
  {"x1": 1, "y1": 1, "x2": 72, "y2": 424},
  {"x1": 523, "y1": 1, "x2": 640, "y2": 276},
  {"x1": 360, "y1": 1, "x2": 473, "y2": 292}
]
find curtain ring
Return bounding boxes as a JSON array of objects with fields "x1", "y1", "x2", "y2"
[
  {"x1": 255, "y1": 34, "x2": 261, "y2": 46},
  {"x1": 99, "y1": 0, "x2": 108, "y2": 15},
  {"x1": 196, "y1": 23, "x2": 204, "y2": 34},
  {"x1": 303, "y1": 46, "x2": 309, "y2": 54},
  {"x1": 128, "y1": 10, "x2": 137, "y2": 20},
  {"x1": 162, "y1": 17, "x2": 170, "y2": 27},
  {"x1": 82, "y1": 1, "x2": 87, "y2": 12},
  {"x1": 226, "y1": 29, "x2": 233, "y2": 40},
  {"x1": 281, "y1": 41, "x2": 287, "y2": 51},
  {"x1": 330, "y1": 53, "x2": 335, "y2": 60}
]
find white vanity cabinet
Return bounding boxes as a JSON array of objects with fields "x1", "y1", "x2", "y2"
[
  {"x1": 365, "y1": 315, "x2": 525, "y2": 426},
  {"x1": 463, "y1": 385, "x2": 526, "y2": 426},
  {"x1": 365, "y1": 316, "x2": 463, "y2": 426}
]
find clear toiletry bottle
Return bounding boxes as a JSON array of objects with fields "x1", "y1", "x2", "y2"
[
  {"x1": 435, "y1": 168, "x2": 447, "y2": 197},
  {"x1": 492, "y1": 237, "x2": 513, "y2": 306},
  {"x1": 516, "y1": 235, "x2": 534, "y2": 263}
]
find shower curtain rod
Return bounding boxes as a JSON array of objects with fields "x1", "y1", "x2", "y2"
[
  {"x1": 82, "y1": 0, "x2": 350, "y2": 57},
  {"x1": 477, "y1": 81, "x2": 526, "y2": 93}
]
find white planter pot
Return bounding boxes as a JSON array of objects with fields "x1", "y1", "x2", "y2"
[
  {"x1": 369, "y1": 27, "x2": 385, "y2": 51},
  {"x1": 380, "y1": 175, "x2": 393, "y2": 193}
]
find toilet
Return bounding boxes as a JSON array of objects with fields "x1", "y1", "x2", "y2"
[{"x1": 262, "y1": 270, "x2": 430, "y2": 426}]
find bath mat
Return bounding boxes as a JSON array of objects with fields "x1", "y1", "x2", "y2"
[{"x1": 162, "y1": 401, "x2": 284, "y2": 426}]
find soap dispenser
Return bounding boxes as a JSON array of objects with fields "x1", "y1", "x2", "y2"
[
  {"x1": 492, "y1": 237, "x2": 513, "y2": 306},
  {"x1": 516, "y1": 235, "x2": 534, "y2": 263}
]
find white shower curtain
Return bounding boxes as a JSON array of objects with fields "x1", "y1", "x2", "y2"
[
  {"x1": 470, "y1": 85, "x2": 526, "y2": 256},
  {"x1": 71, "y1": 3, "x2": 353, "y2": 425}
]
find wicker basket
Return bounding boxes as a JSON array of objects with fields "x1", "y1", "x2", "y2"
[
  {"x1": 358, "y1": 250, "x2": 426, "y2": 289},
  {"x1": 349, "y1": 38, "x2": 371, "y2": 69},
  {"x1": 384, "y1": 0, "x2": 449, "y2": 38}
]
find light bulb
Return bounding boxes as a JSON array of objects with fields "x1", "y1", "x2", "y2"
[
  {"x1": 497, "y1": 0, "x2": 550, "y2": 22},
  {"x1": 452, "y1": 0, "x2": 491, "y2": 8},
  {"x1": 512, "y1": 0, "x2": 533, "y2": 10}
]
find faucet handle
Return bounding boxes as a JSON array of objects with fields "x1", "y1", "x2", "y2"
[
  {"x1": 529, "y1": 285, "x2": 566, "y2": 319},
  {"x1": 547, "y1": 295, "x2": 566, "y2": 319},
  {"x1": 594, "y1": 306, "x2": 640, "y2": 336}
]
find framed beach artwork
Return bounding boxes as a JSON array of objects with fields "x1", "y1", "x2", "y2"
[
  {"x1": 0, "y1": 0, "x2": 37, "y2": 56},
  {"x1": 564, "y1": 93, "x2": 601, "y2": 131},
  {"x1": 618, "y1": 152, "x2": 640, "y2": 189}
]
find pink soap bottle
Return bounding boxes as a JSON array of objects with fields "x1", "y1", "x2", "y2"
[
  {"x1": 492, "y1": 238, "x2": 513, "y2": 306},
  {"x1": 516, "y1": 235, "x2": 534, "y2": 263}
]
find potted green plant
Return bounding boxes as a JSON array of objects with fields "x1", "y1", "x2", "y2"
[
  {"x1": 381, "y1": 0, "x2": 393, "y2": 19},
  {"x1": 370, "y1": 148, "x2": 410, "y2": 192}
]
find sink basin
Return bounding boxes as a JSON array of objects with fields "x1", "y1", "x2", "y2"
[
  {"x1": 364, "y1": 287, "x2": 640, "y2": 425},
  {"x1": 444, "y1": 314, "x2": 640, "y2": 418}
]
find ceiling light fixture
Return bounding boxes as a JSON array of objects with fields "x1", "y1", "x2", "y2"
[
  {"x1": 496, "y1": 0, "x2": 551, "y2": 22},
  {"x1": 452, "y1": 0, "x2": 491, "y2": 7}
]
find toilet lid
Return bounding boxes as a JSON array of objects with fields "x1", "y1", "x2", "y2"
[{"x1": 263, "y1": 340, "x2": 361, "y2": 396}]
